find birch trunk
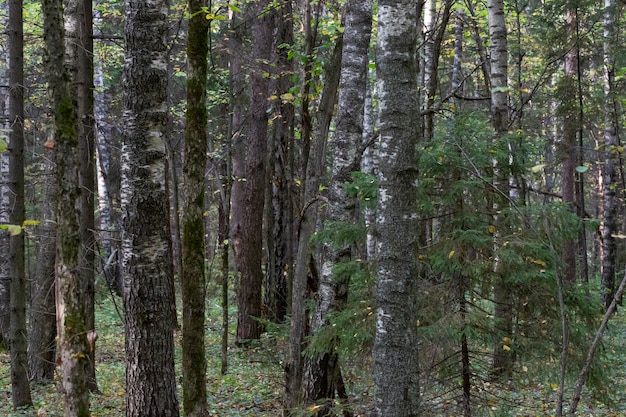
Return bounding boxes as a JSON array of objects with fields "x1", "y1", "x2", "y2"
[
  {"x1": 284, "y1": 37, "x2": 343, "y2": 413},
  {"x1": 121, "y1": 0, "x2": 179, "y2": 413},
  {"x1": 303, "y1": 0, "x2": 372, "y2": 410},
  {"x1": 373, "y1": 1, "x2": 421, "y2": 415}
]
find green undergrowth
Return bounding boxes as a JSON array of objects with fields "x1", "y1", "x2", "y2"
[{"x1": 3, "y1": 288, "x2": 626, "y2": 416}]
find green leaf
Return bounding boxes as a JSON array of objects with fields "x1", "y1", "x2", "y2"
[
  {"x1": 1, "y1": 224, "x2": 23, "y2": 236},
  {"x1": 226, "y1": 3, "x2": 241, "y2": 13},
  {"x1": 575, "y1": 165, "x2": 588, "y2": 173},
  {"x1": 0, "y1": 139, "x2": 7, "y2": 153}
]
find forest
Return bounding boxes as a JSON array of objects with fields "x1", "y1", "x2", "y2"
[{"x1": 1, "y1": 0, "x2": 626, "y2": 416}]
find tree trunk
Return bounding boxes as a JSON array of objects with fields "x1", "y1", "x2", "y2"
[
  {"x1": 231, "y1": 0, "x2": 274, "y2": 343},
  {"x1": 64, "y1": 0, "x2": 98, "y2": 392},
  {"x1": 303, "y1": 0, "x2": 372, "y2": 411},
  {"x1": 42, "y1": 0, "x2": 91, "y2": 411},
  {"x1": 373, "y1": 1, "x2": 421, "y2": 415},
  {"x1": 8, "y1": 0, "x2": 33, "y2": 404},
  {"x1": 181, "y1": 0, "x2": 209, "y2": 414},
  {"x1": 0, "y1": 0, "x2": 10, "y2": 349},
  {"x1": 283, "y1": 37, "x2": 343, "y2": 413},
  {"x1": 601, "y1": 0, "x2": 618, "y2": 309},
  {"x1": 559, "y1": 2, "x2": 579, "y2": 283},
  {"x1": 266, "y1": 0, "x2": 295, "y2": 324},
  {"x1": 28, "y1": 150, "x2": 57, "y2": 383},
  {"x1": 487, "y1": 0, "x2": 514, "y2": 378},
  {"x1": 121, "y1": 0, "x2": 180, "y2": 413}
]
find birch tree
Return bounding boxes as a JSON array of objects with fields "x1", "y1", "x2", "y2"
[
  {"x1": 303, "y1": 0, "x2": 372, "y2": 410},
  {"x1": 487, "y1": 0, "x2": 514, "y2": 377},
  {"x1": 373, "y1": 0, "x2": 421, "y2": 415},
  {"x1": 121, "y1": 0, "x2": 179, "y2": 413}
]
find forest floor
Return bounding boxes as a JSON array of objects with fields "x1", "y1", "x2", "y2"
[{"x1": 2, "y1": 289, "x2": 626, "y2": 416}]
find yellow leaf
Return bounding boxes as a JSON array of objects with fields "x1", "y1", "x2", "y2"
[
  {"x1": 280, "y1": 92, "x2": 295, "y2": 102},
  {"x1": 448, "y1": 250, "x2": 455, "y2": 259},
  {"x1": 530, "y1": 164, "x2": 546, "y2": 173},
  {"x1": 532, "y1": 259, "x2": 547, "y2": 267},
  {"x1": 488, "y1": 225, "x2": 495, "y2": 234},
  {"x1": 502, "y1": 337, "x2": 512, "y2": 344},
  {"x1": 502, "y1": 345, "x2": 511, "y2": 351},
  {"x1": 522, "y1": 366, "x2": 528, "y2": 372},
  {"x1": 22, "y1": 219, "x2": 40, "y2": 227},
  {"x1": 308, "y1": 405, "x2": 321, "y2": 412}
]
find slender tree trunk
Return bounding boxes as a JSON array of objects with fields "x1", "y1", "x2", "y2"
[
  {"x1": 64, "y1": 0, "x2": 98, "y2": 392},
  {"x1": 373, "y1": 1, "x2": 421, "y2": 415},
  {"x1": 266, "y1": 0, "x2": 295, "y2": 324},
  {"x1": 181, "y1": 0, "x2": 209, "y2": 414},
  {"x1": 42, "y1": 0, "x2": 91, "y2": 411},
  {"x1": 8, "y1": 0, "x2": 33, "y2": 404},
  {"x1": 487, "y1": 0, "x2": 514, "y2": 378},
  {"x1": 121, "y1": 0, "x2": 180, "y2": 413},
  {"x1": 601, "y1": 0, "x2": 618, "y2": 309},
  {"x1": 0, "y1": 0, "x2": 11, "y2": 350},
  {"x1": 303, "y1": 0, "x2": 372, "y2": 411},
  {"x1": 284, "y1": 38, "x2": 343, "y2": 413},
  {"x1": 231, "y1": 0, "x2": 274, "y2": 343},
  {"x1": 560, "y1": 2, "x2": 579, "y2": 283},
  {"x1": 422, "y1": 0, "x2": 453, "y2": 142},
  {"x1": 28, "y1": 150, "x2": 57, "y2": 383}
]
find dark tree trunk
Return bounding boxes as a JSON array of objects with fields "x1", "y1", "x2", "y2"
[
  {"x1": 231, "y1": 0, "x2": 275, "y2": 343},
  {"x1": 181, "y1": 0, "x2": 209, "y2": 414},
  {"x1": 8, "y1": 0, "x2": 33, "y2": 404},
  {"x1": 28, "y1": 151, "x2": 57, "y2": 383},
  {"x1": 121, "y1": 0, "x2": 180, "y2": 413},
  {"x1": 64, "y1": 0, "x2": 98, "y2": 392},
  {"x1": 266, "y1": 0, "x2": 295, "y2": 324}
]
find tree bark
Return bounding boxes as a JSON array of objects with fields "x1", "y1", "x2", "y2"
[
  {"x1": 181, "y1": 0, "x2": 209, "y2": 414},
  {"x1": 303, "y1": 0, "x2": 372, "y2": 411},
  {"x1": 231, "y1": 0, "x2": 275, "y2": 343},
  {"x1": 121, "y1": 0, "x2": 180, "y2": 413},
  {"x1": 284, "y1": 36, "x2": 343, "y2": 413},
  {"x1": 8, "y1": 0, "x2": 33, "y2": 404},
  {"x1": 64, "y1": 0, "x2": 98, "y2": 392},
  {"x1": 373, "y1": 1, "x2": 421, "y2": 415},
  {"x1": 42, "y1": 0, "x2": 91, "y2": 411},
  {"x1": 600, "y1": 0, "x2": 619, "y2": 309},
  {"x1": 487, "y1": 0, "x2": 514, "y2": 378},
  {"x1": 28, "y1": 151, "x2": 57, "y2": 383},
  {"x1": 559, "y1": 1, "x2": 579, "y2": 283},
  {"x1": 266, "y1": 0, "x2": 295, "y2": 324}
]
